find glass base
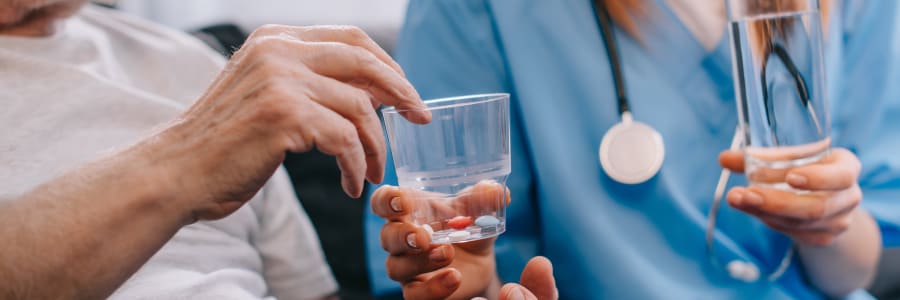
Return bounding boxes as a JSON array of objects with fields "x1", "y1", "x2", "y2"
[{"x1": 430, "y1": 223, "x2": 505, "y2": 244}]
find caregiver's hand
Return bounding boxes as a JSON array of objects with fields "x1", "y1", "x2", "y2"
[
  {"x1": 154, "y1": 25, "x2": 430, "y2": 221},
  {"x1": 371, "y1": 184, "x2": 557, "y2": 300},
  {"x1": 718, "y1": 148, "x2": 862, "y2": 246}
]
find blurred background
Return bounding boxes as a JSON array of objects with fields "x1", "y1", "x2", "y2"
[
  {"x1": 112, "y1": 1, "x2": 408, "y2": 299},
  {"x1": 117, "y1": 0, "x2": 408, "y2": 53}
]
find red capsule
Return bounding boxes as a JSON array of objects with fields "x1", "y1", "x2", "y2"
[{"x1": 447, "y1": 216, "x2": 473, "y2": 230}]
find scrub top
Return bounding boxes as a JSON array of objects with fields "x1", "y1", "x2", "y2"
[{"x1": 365, "y1": 0, "x2": 900, "y2": 298}]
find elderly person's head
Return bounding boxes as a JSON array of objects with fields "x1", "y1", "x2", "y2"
[{"x1": 0, "y1": 0, "x2": 86, "y2": 36}]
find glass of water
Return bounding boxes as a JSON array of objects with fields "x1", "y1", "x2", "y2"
[
  {"x1": 382, "y1": 93, "x2": 510, "y2": 244},
  {"x1": 727, "y1": 0, "x2": 830, "y2": 190}
]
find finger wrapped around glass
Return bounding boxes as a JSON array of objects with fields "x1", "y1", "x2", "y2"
[{"x1": 382, "y1": 93, "x2": 510, "y2": 244}]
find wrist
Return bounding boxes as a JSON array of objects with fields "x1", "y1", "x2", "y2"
[{"x1": 121, "y1": 130, "x2": 197, "y2": 225}]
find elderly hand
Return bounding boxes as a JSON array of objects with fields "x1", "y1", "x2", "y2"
[
  {"x1": 147, "y1": 25, "x2": 429, "y2": 222},
  {"x1": 371, "y1": 184, "x2": 557, "y2": 300},
  {"x1": 719, "y1": 148, "x2": 863, "y2": 246}
]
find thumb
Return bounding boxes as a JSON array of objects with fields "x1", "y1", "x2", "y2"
[
  {"x1": 719, "y1": 150, "x2": 745, "y2": 173},
  {"x1": 518, "y1": 256, "x2": 558, "y2": 300},
  {"x1": 499, "y1": 284, "x2": 537, "y2": 300}
]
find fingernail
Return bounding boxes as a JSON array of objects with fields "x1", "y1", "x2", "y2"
[
  {"x1": 786, "y1": 174, "x2": 808, "y2": 186},
  {"x1": 442, "y1": 270, "x2": 459, "y2": 289},
  {"x1": 390, "y1": 197, "x2": 402, "y2": 212},
  {"x1": 510, "y1": 287, "x2": 527, "y2": 300},
  {"x1": 472, "y1": 298, "x2": 488, "y2": 300},
  {"x1": 744, "y1": 192, "x2": 763, "y2": 206},
  {"x1": 406, "y1": 233, "x2": 418, "y2": 249},
  {"x1": 429, "y1": 247, "x2": 448, "y2": 262}
]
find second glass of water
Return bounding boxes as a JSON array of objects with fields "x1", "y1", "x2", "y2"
[
  {"x1": 382, "y1": 93, "x2": 510, "y2": 244},
  {"x1": 727, "y1": 0, "x2": 830, "y2": 190}
]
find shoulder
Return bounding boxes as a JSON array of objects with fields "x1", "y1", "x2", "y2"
[
  {"x1": 76, "y1": 5, "x2": 227, "y2": 105},
  {"x1": 78, "y1": 5, "x2": 224, "y2": 63}
]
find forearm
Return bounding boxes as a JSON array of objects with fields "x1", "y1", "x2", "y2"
[
  {"x1": 0, "y1": 141, "x2": 190, "y2": 299},
  {"x1": 798, "y1": 208, "x2": 881, "y2": 298}
]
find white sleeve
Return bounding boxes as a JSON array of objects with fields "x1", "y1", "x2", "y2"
[
  {"x1": 251, "y1": 167, "x2": 339, "y2": 300},
  {"x1": 109, "y1": 167, "x2": 336, "y2": 300}
]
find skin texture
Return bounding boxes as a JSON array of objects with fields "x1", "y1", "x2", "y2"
[
  {"x1": 374, "y1": 148, "x2": 879, "y2": 299},
  {"x1": 371, "y1": 185, "x2": 558, "y2": 300},
  {"x1": 0, "y1": 2, "x2": 433, "y2": 298}
]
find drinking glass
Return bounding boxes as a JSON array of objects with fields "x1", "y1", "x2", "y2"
[
  {"x1": 382, "y1": 93, "x2": 510, "y2": 244},
  {"x1": 727, "y1": 0, "x2": 830, "y2": 190}
]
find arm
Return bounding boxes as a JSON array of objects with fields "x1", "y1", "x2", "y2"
[
  {"x1": 0, "y1": 140, "x2": 191, "y2": 299},
  {"x1": 0, "y1": 25, "x2": 427, "y2": 299},
  {"x1": 795, "y1": 208, "x2": 880, "y2": 297}
]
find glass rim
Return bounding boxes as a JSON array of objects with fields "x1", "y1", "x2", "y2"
[
  {"x1": 382, "y1": 93, "x2": 509, "y2": 114},
  {"x1": 725, "y1": 0, "x2": 819, "y2": 21}
]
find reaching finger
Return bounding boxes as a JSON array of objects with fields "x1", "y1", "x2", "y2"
[
  {"x1": 785, "y1": 148, "x2": 861, "y2": 191},
  {"x1": 519, "y1": 257, "x2": 558, "y2": 300},
  {"x1": 288, "y1": 25, "x2": 407, "y2": 77},
  {"x1": 500, "y1": 283, "x2": 539, "y2": 300},
  {"x1": 306, "y1": 74, "x2": 386, "y2": 183},
  {"x1": 386, "y1": 245, "x2": 455, "y2": 282},
  {"x1": 292, "y1": 41, "x2": 430, "y2": 123},
  {"x1": 719, "y1": 150, "x2": 745, "y2": 173},
  {"x1": 290, "y1": 102, "x2": 366, "y2": 197},
  {"x1": 402, "y1": 268, "x2": 461, "y2": 300},
  {"x1": 381, "y1": 221, "x2": 431, "y2": 255}
]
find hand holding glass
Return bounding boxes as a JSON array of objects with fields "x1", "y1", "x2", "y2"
[{"x1": 382, "y1": 94, "x2": 511, "y2": 244}]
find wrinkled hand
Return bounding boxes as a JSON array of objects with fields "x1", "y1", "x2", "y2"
[
  {"x1": 371, "y1": 184, "x2": 556, "y2": 299},
  {"x1": 149, "y1": 25, "x2": 429, "y2": 222},
  {"x1": 719, "y1": 148, "x2": 863, "y2": 246}
]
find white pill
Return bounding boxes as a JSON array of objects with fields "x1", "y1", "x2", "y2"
[
  {"x1": 475, "y1": 216, "x2": 500, "y2": 227},
  {"x1": 448, "y1": 231, "x2": 471, "y2": 242},
  {"x1": 422, "y1": 224, "x2": 434, "y2": 234}
]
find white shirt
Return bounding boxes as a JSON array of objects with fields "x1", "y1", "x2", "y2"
[{"x1": 0, "y1": 5, "x2": 337, "y2": 299}]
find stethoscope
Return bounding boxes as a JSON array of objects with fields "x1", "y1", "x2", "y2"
[{"x1": 589, "y1": 0, "x2": 813, "y2": 282}]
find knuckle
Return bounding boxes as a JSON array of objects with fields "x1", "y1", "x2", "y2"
[
  {"x1": 833, "y1": 218, "x2": 851, "y2": 233},
  {"x1": 807, "y1": 202, "x2": 827, "y2": 220},
  {"x1": 352, "y1": 92, "x2": 374, "y2": 117},
  {"x1": 385, "y1": 262, "x2": 406, "y2": 281},
  {"x1": 335, "y1": 122, "x2": 360, "y2": 148},
  {"x1": 254, "y1": 24, "x2": 282, "y2": 36},
  {"x1": 335, "y1": 25, "x2": 367, "y2": 39},
  {"x1": 351, "y1": 46, "x2": 380, "y2": 68},
  {"x1": 245, "y1": 36, "x2": 283, "y2": 59}
]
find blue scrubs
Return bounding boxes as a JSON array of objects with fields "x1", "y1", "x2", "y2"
[{"x1": 365, "y1": 0, "x2": 900, "y2": 298}]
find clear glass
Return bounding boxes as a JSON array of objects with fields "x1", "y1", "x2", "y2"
[
  {"x1": 382, "y1": 93, "x2": 510, "y2": 244},
  {"x1": 727, "y1": 0, "x2": 830, "y2": 190}
]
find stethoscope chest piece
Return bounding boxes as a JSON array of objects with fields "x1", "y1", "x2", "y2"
[{"x1": 599, "y1": 112, "x2": 665, "y2": 184}]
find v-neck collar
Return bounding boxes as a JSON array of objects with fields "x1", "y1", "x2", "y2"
[{"x1": 639, "y1": 0, "x2": 737, "y2": 132}]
